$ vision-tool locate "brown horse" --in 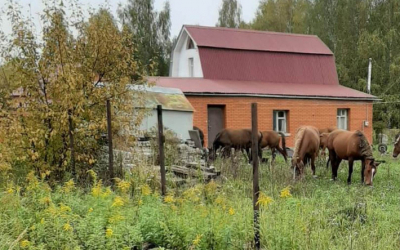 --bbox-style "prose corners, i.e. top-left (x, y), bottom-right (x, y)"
top-left (393, 133), bottom-right (400, 158)
top-left (260, 131), bottom-right (287, 163)
top-left (210, 128), bottom-right (263, 162)
top-left (327, 130), bottom-right (380, 185)
top-left (292, 126), bottom-right (320, 178)
top-left (318, 126), bottom-right (337, 135)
